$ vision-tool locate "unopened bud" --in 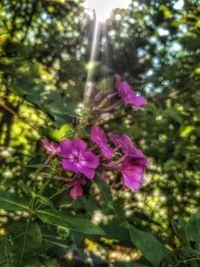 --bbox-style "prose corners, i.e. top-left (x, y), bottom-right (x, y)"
top-left (100, 113), bottom-right (110, 121)
top-left (95, 91), bottom-right (104, 101)
top-left (92, 106), bottom-right (100, 112)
